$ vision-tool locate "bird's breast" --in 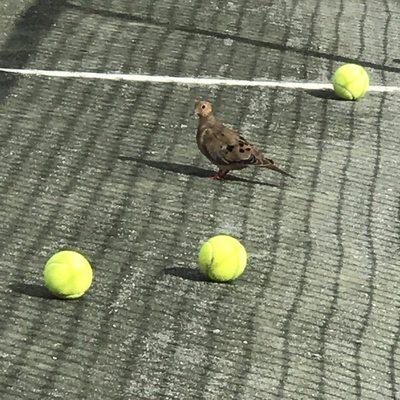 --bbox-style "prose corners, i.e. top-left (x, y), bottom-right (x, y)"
top-left (196, 127), bottom-right (208, 151)
top-left (196, 127), bottom-right (216, 163)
